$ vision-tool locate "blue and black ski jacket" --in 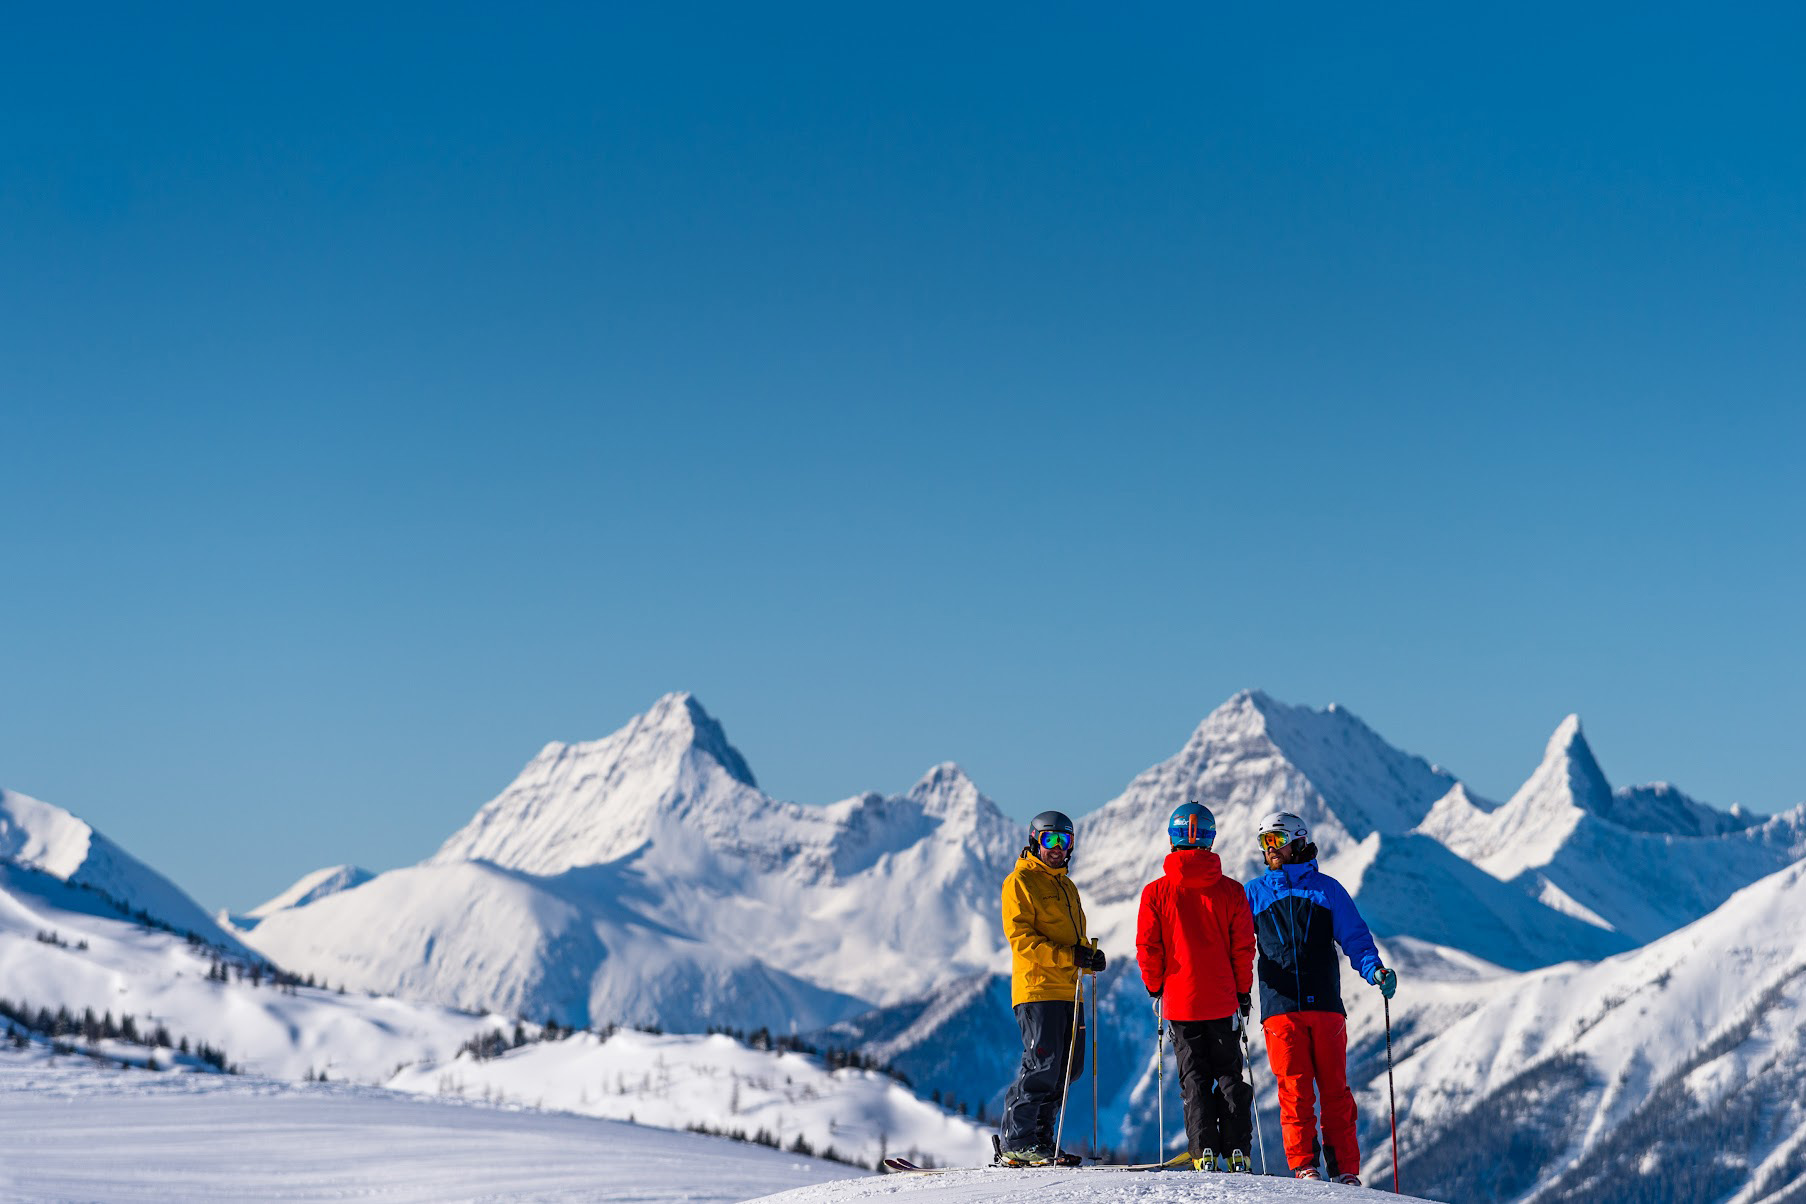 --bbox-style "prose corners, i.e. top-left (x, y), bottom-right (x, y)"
top-left (1244, 861), bottom-right (1382, 1019)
